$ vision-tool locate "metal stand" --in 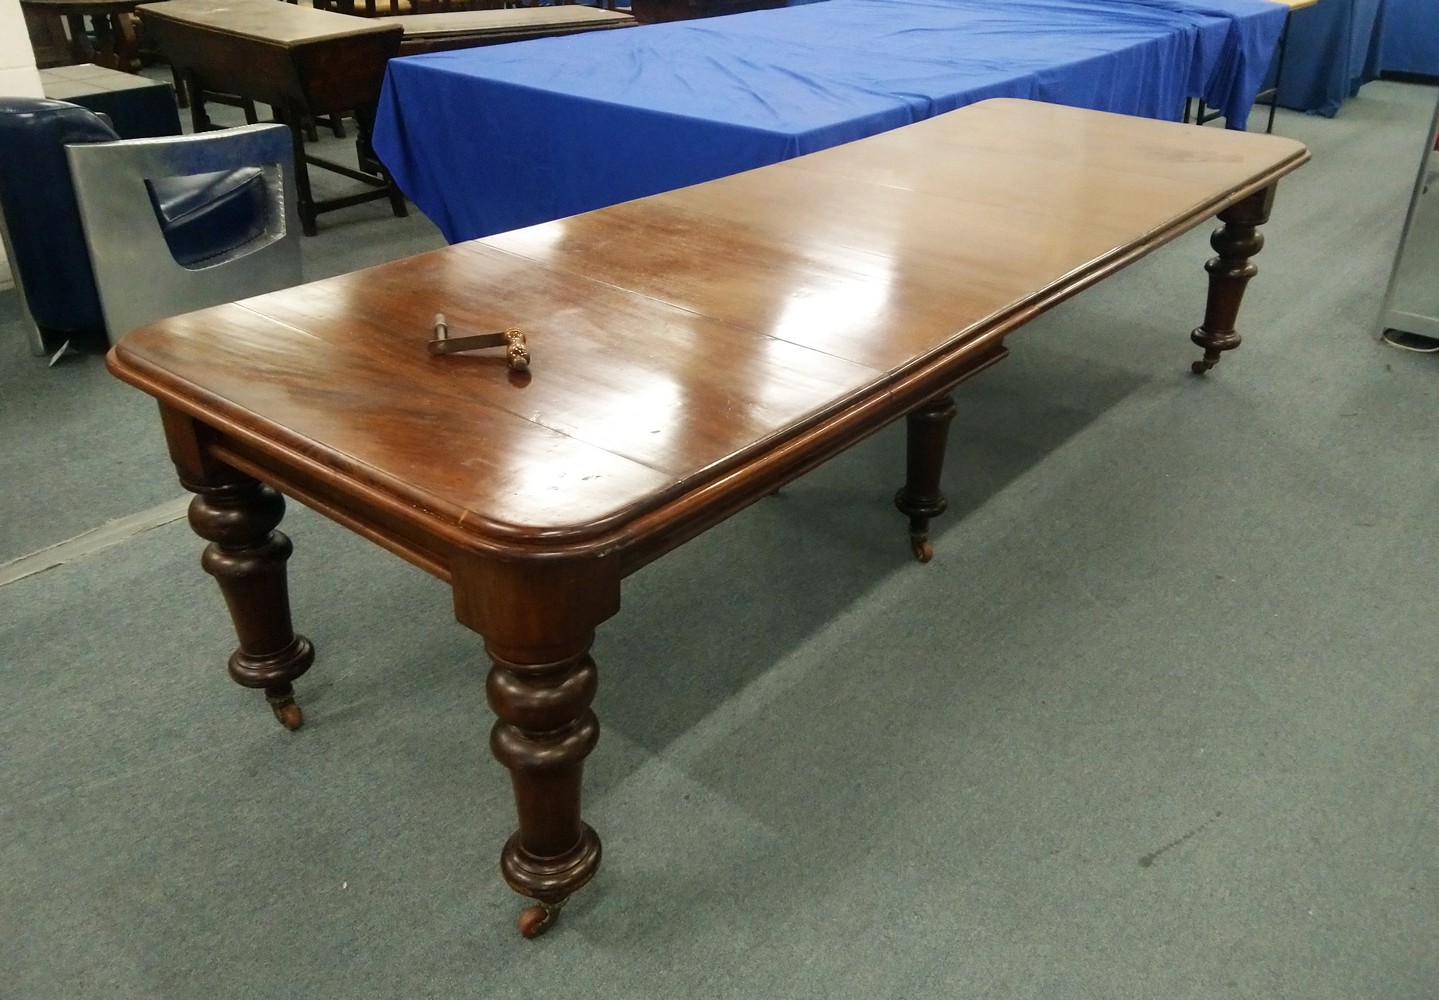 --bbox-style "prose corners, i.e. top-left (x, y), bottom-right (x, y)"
top-left (1375, 90), bottom-right (1439, 342)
